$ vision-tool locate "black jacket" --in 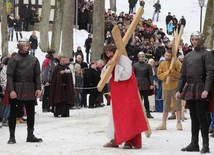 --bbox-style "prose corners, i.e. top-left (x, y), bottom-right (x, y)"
top-left (83, 67), bottom-right (100, 93)
top-left (14, 19), bottom-right (22, 31)
top-left (165, 15), bottom-right (173, 25)
top-left (29, 35), bottom-right (38, 49)
top-left (153, 3), bottom-right (161, 12)
top-left (180, 18), bottom-right (186, 27)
